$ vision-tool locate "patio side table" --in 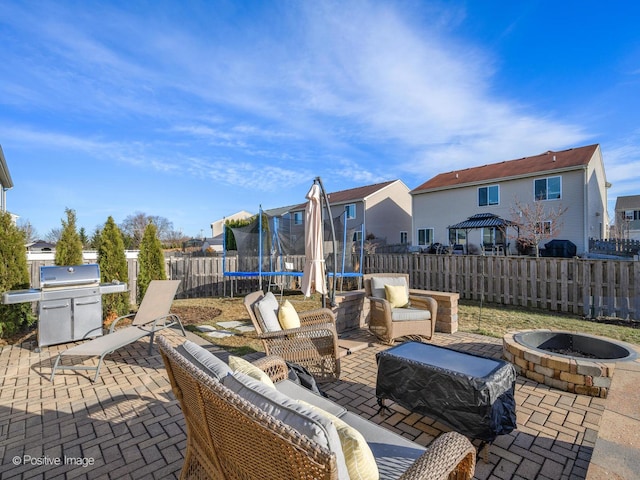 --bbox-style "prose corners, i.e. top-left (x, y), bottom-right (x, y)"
top-left (376, 341), bottom-right (517, 445)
